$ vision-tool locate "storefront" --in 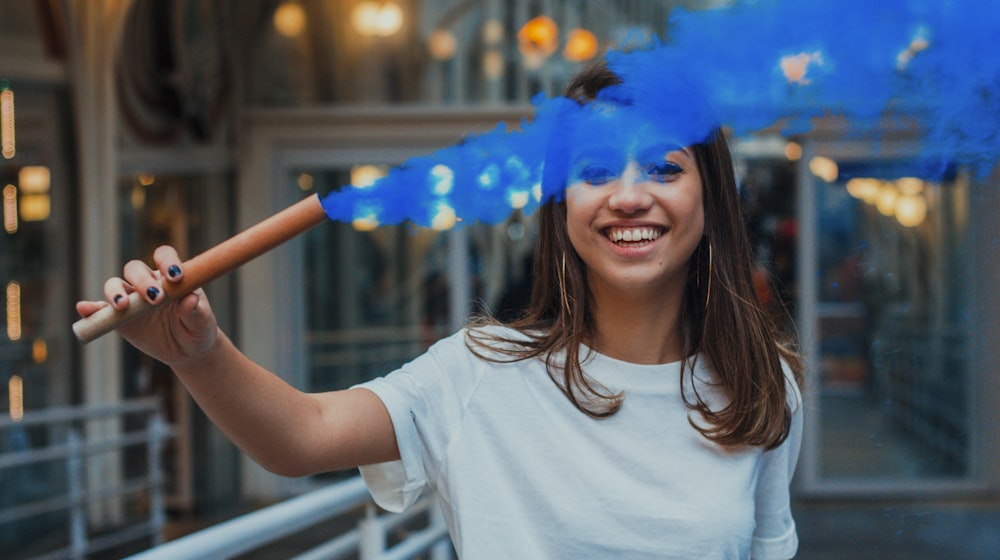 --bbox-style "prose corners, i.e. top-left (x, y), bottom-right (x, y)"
top-left (0, 0), bottom-right (997, 555)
